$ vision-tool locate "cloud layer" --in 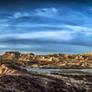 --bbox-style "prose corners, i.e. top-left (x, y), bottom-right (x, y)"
top-left (0, 2), bottom-right (92, 54)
